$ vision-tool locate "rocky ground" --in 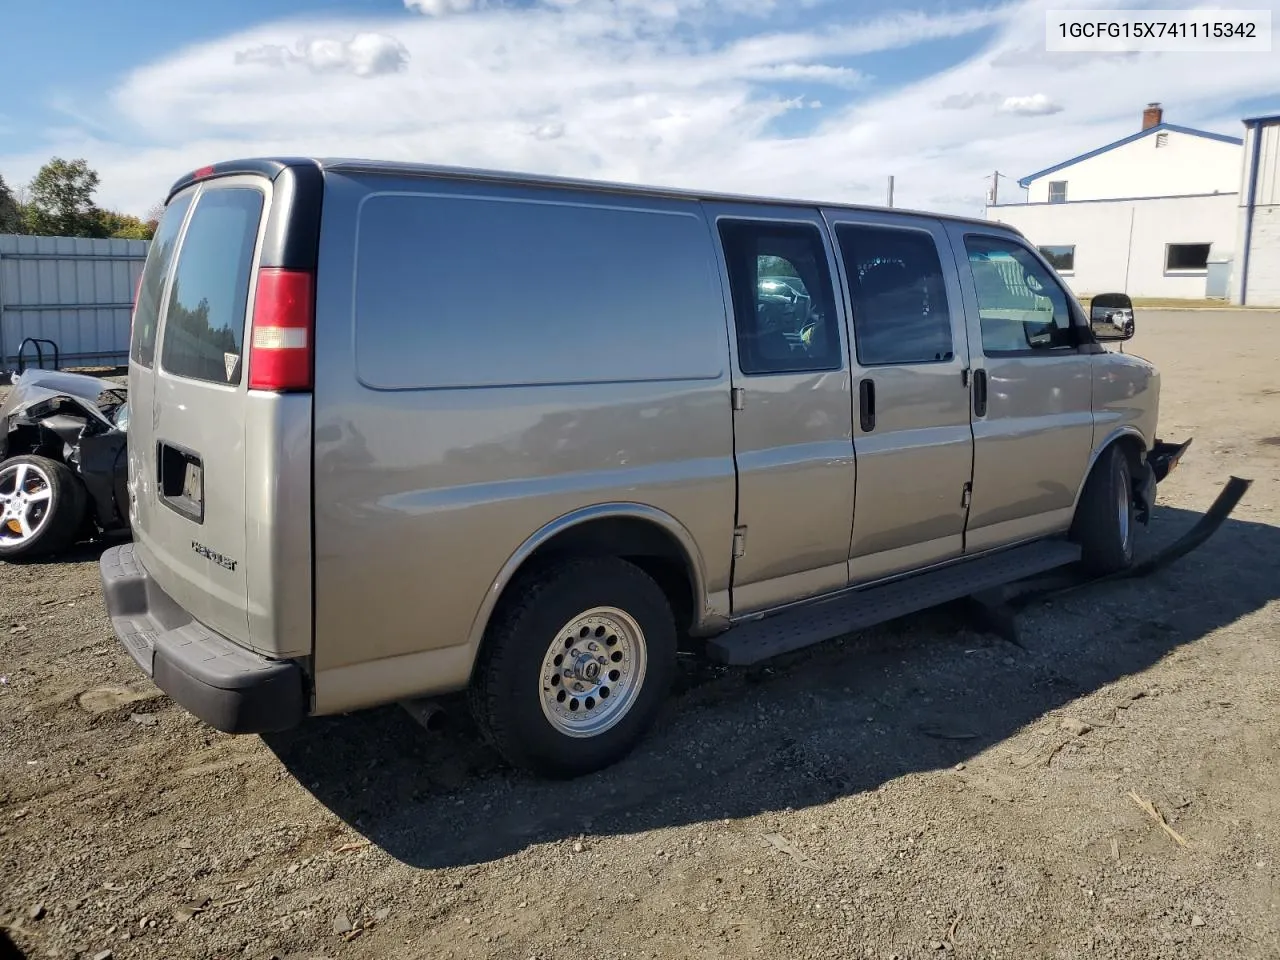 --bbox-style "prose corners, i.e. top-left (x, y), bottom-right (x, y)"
top-left (2, 312), bottom-right (1278, 960)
